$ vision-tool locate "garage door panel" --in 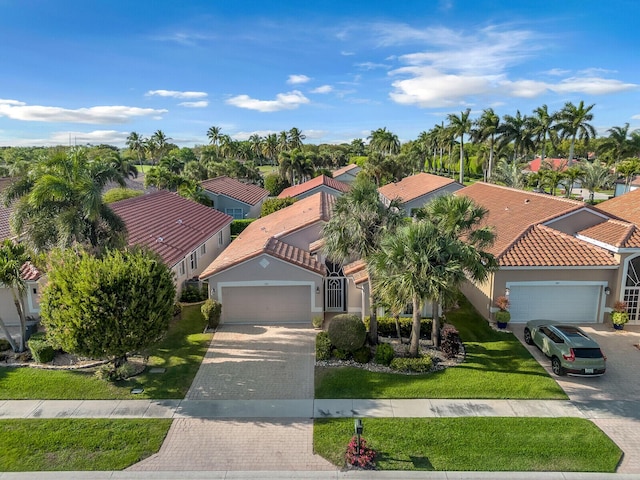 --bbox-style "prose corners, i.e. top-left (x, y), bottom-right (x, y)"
top-left (222, 285), bottom-right (311, 324)
top-left (509, 284), bottom-right (600, 323)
